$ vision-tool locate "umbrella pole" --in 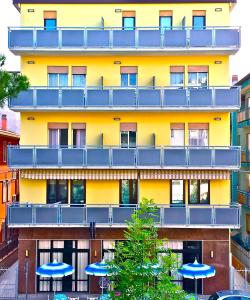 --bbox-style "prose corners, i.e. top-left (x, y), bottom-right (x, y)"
top-left (195, 278), bottom-right (198, 300)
